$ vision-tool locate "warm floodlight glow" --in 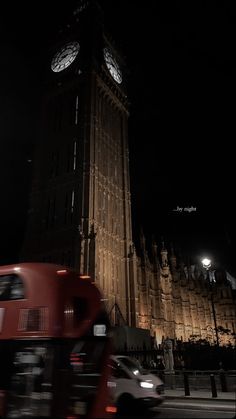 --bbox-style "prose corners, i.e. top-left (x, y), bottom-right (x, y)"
top-left (79, 275), bottom-right (91, 280)
top-left (56, 269), bottom-right (68, 275)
